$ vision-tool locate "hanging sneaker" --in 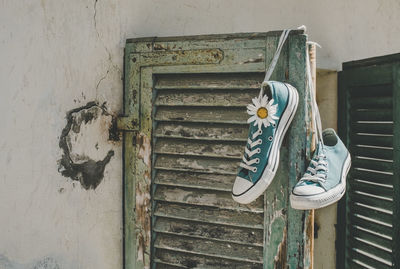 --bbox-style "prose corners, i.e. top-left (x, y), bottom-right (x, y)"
top-left (290, 128), bottom-right (351, 210)
top-left (232, 81), bottom-right (299, 204)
